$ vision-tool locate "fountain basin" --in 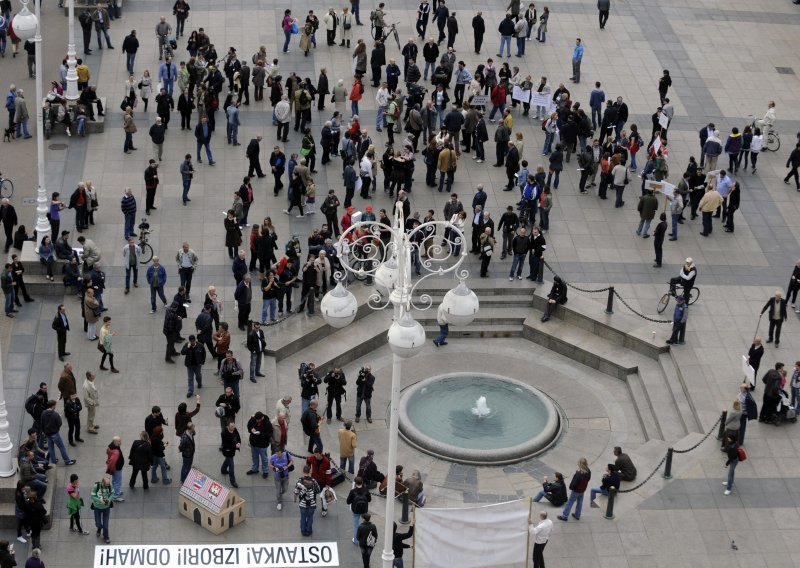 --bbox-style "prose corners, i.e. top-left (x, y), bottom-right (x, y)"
top-left (398, 373), bottom-right (561, 465)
